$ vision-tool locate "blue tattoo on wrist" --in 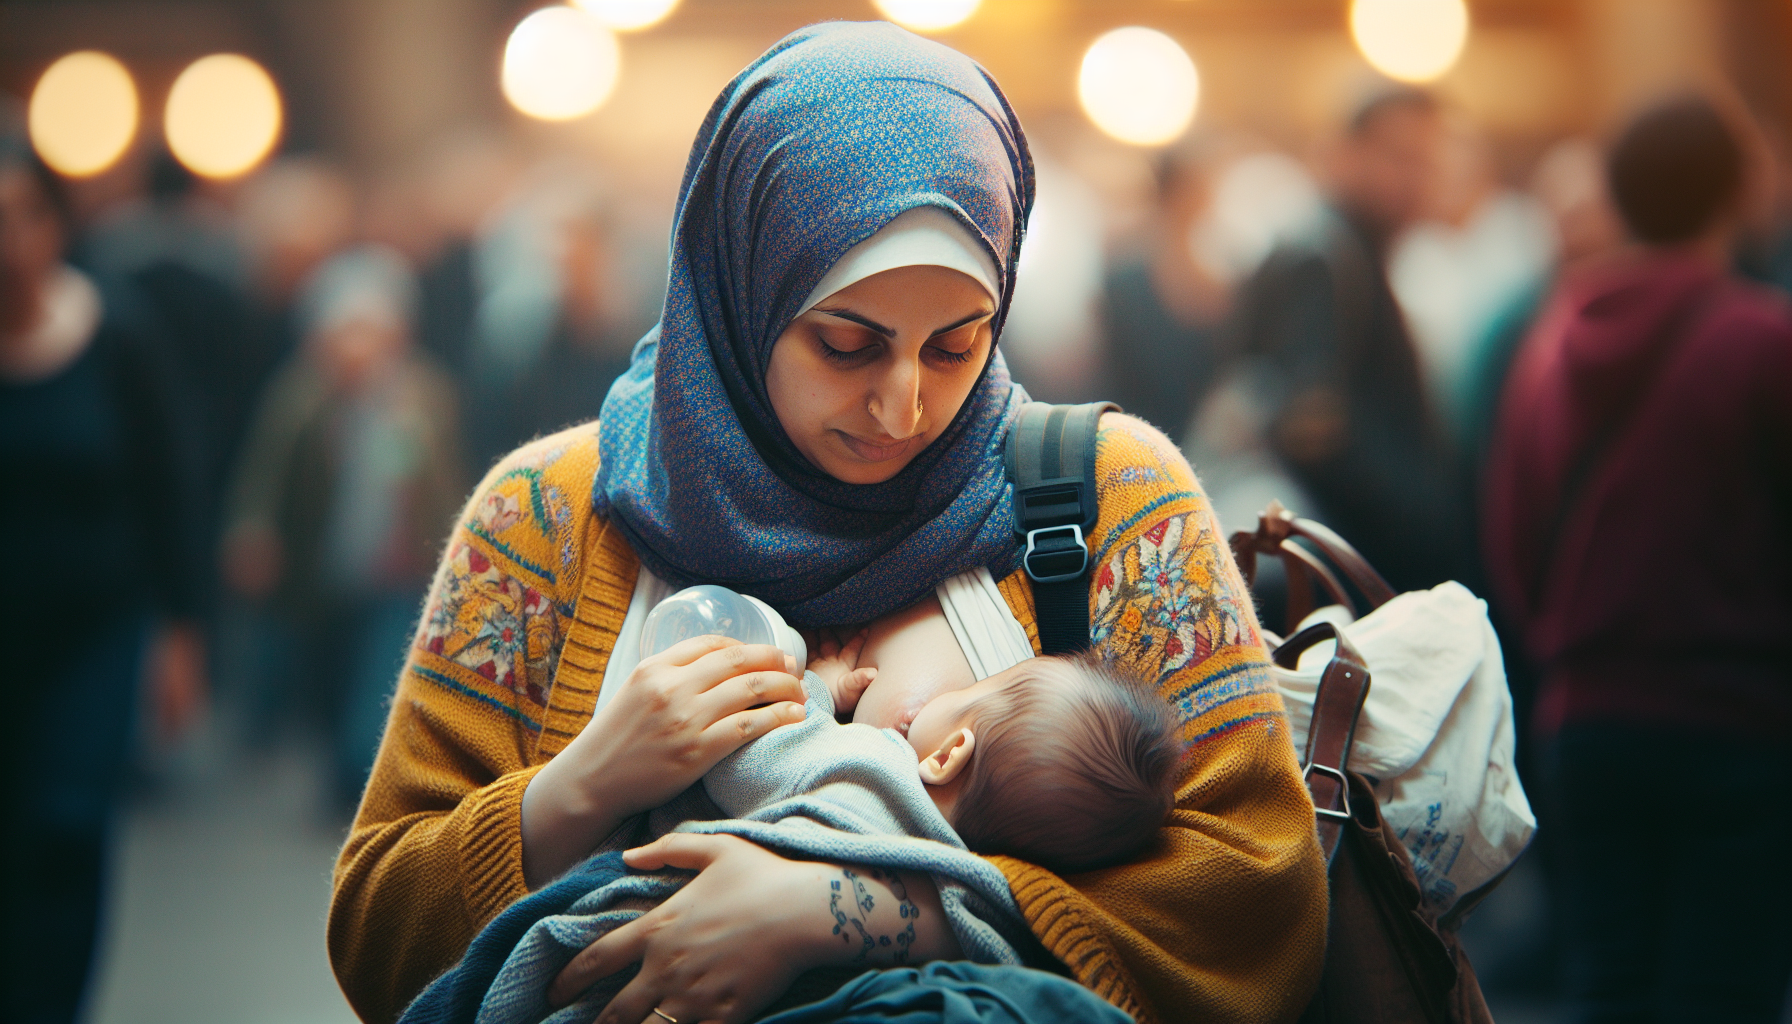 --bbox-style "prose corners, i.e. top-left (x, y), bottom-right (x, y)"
top-left (828, 867), bottom-right (919, 963)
